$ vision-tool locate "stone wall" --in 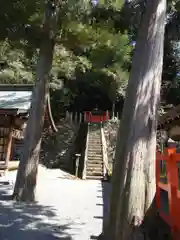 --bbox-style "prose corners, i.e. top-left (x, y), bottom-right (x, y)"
top-left (103, 119), bottom-right (119, 170)
top-left (40, 119), bottom-right (79, 172)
